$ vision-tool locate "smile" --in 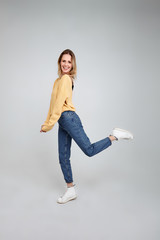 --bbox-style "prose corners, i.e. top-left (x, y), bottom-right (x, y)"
top-left (63, 67), bottom-right (70, 70)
